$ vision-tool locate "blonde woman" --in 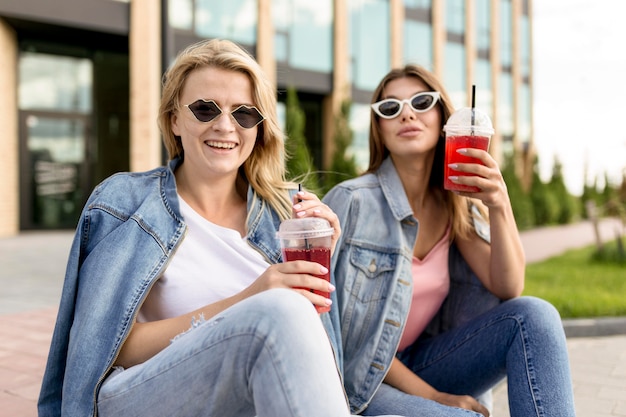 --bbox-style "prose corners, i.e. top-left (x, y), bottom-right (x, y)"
top-left (39, 39), bottom-right (351, 417)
